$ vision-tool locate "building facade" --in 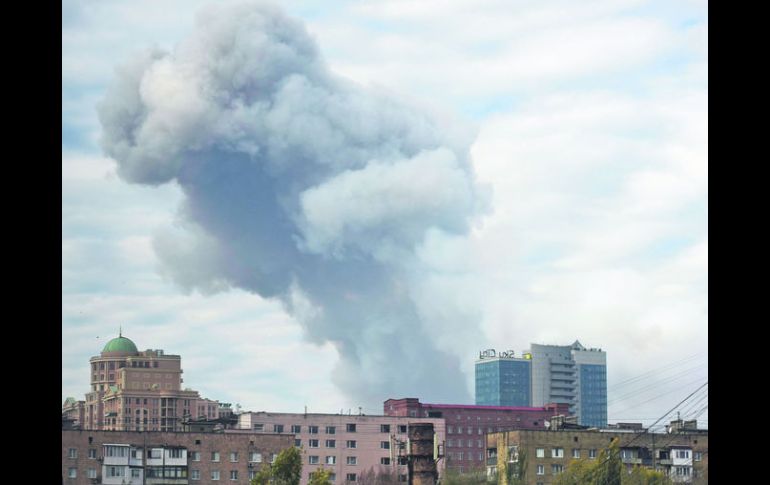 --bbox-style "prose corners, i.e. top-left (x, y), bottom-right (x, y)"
top-left (236, 411), bottom-right (446, 485)
top-left (486, 425), bottom-right (708, 485)
top-left (475, 349), bottom-right (531, 407)
top-left (69, 332), bottom-right (222, 432)
top-left (384, 398), bottom-right (569, 473)
top-left (62, 429), bottom-right (293, 485)
top-left (528, 341), bottom-right (607, 428)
